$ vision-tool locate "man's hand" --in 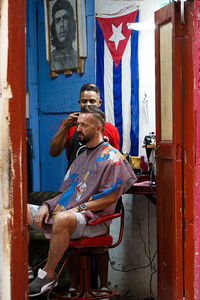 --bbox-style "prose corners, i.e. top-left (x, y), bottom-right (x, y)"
top-left (62, 112), bottom-right (79, 129)
top-left (64, 207), bottom-right (79, 214)
top-left (49, 112), bottom-right (79, 157)
top-left (34, 205), bottom-right (49, 229)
